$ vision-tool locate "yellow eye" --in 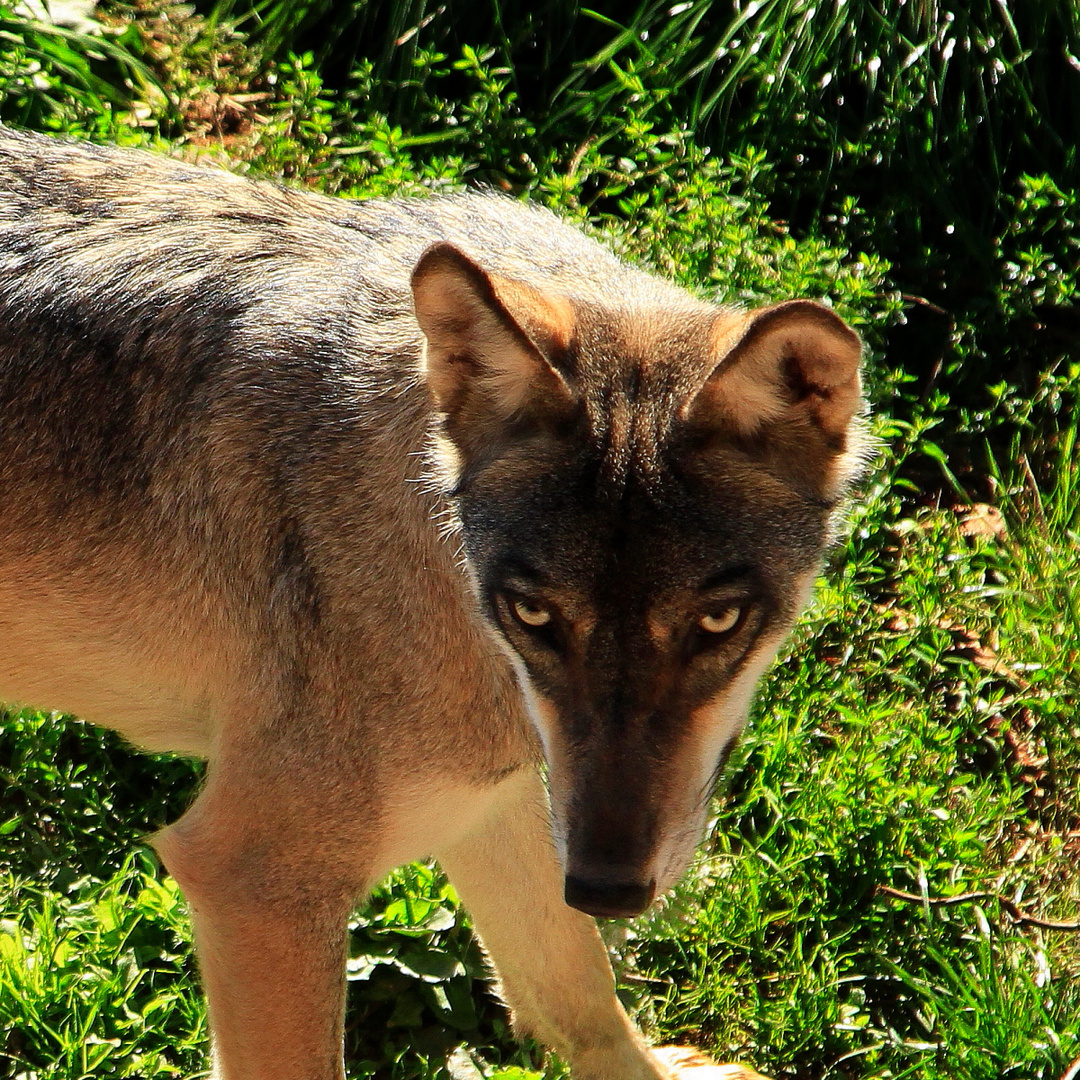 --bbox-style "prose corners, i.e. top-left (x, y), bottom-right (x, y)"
top-left (700, 607), bottom-right (741, 635)
top-left (512, 597), bottom-right (552, 627)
